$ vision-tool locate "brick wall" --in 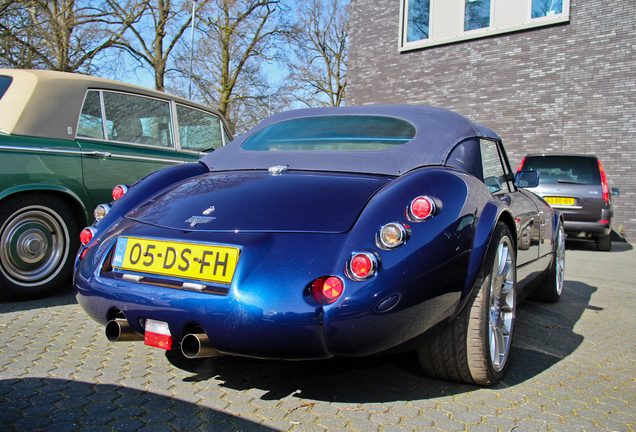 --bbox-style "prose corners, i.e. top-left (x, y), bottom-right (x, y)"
top-left (349, 0), bottom-right (636, 240)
